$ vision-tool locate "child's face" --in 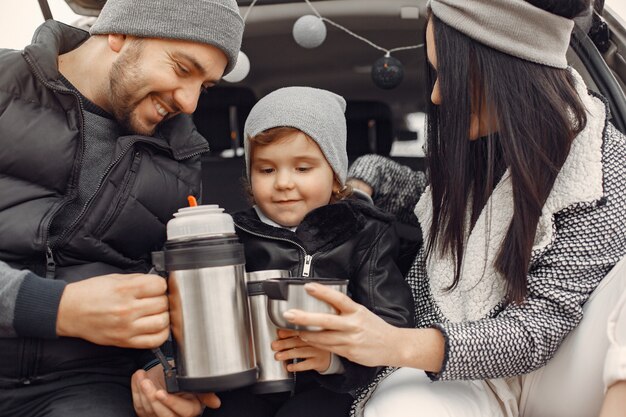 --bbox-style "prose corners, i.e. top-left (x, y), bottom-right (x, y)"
top-left (250, 131), bottom-right (336, 227)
